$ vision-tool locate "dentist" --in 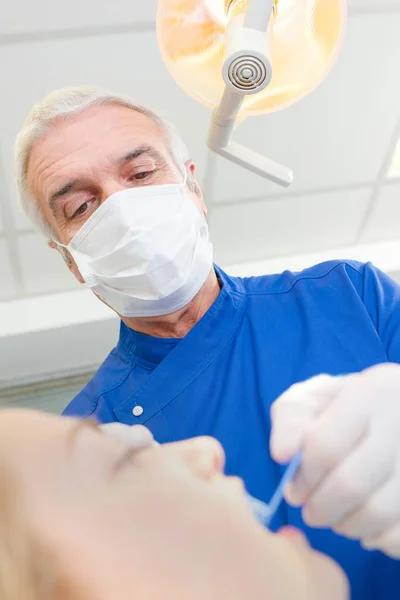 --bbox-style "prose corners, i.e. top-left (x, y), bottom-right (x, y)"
top-left (15, 85), bottom-right (400, 599)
